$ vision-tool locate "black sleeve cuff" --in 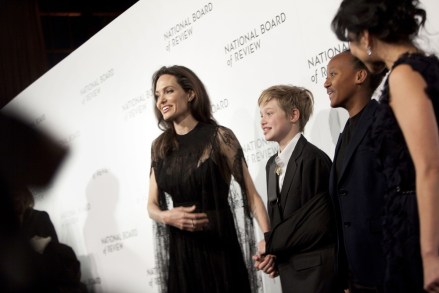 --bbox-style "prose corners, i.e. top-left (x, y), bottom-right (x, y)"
top-left (263, 231), bottom-right (271, 254)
